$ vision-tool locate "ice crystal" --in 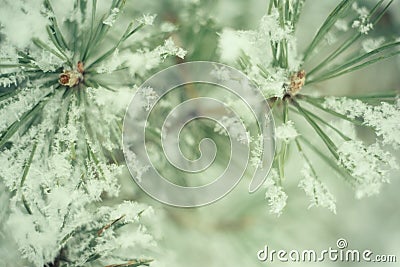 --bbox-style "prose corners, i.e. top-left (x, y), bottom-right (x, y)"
top-left (351, 3), bottom-right (373, 34)
top-left (362, 37), bottom-right (386, 53)
top-left (125, 39), bottom-right (187, 76)
top-left (214, 116), bottom-right (249, 144)
top-left (338, 141), bottom-right (398, 199)
top-left (138, 14), bottom-right (157, 26)
top-left (139, 86), bottom-right (159, 111)
top-left (259, 11), bottom-right (293, 43)
top-left (264, 169), bottom-right (288, 217)
top-left (32, 50), bottom-right (64, 72)
top-left (299, 165), bottom-right (337, 214)
top-left (96, 49), bottom-right (122, 74)
top-left (159, 38), bottom-right (188, 59)
top-left (125, 150), bottom-right (150, 183)
top-left (210, 66), bottom-right (231, 81)
top-left (103, 8), bottom-right (120, 26)
top-left (249, 134), bottom-right (264, 168)
top-left (334, 19), bottom-right (349, 32)
top-left (218, 3), bottom-right (301, 99)
top-left (161, 21), bottom-right (178, 33)
top-left (323, 97), bottom-right (400, 148)
top-left (275, 120), bottom-right (299, 142)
